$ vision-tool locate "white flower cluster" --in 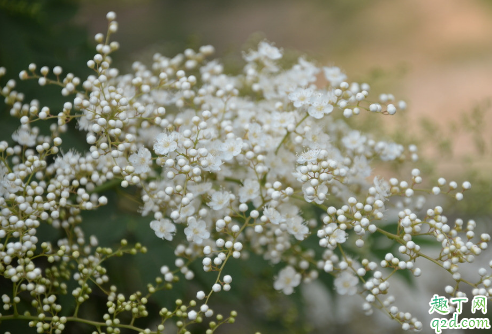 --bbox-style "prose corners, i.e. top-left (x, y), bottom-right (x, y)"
top-left (0, 11), bottom-right (490, 333)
